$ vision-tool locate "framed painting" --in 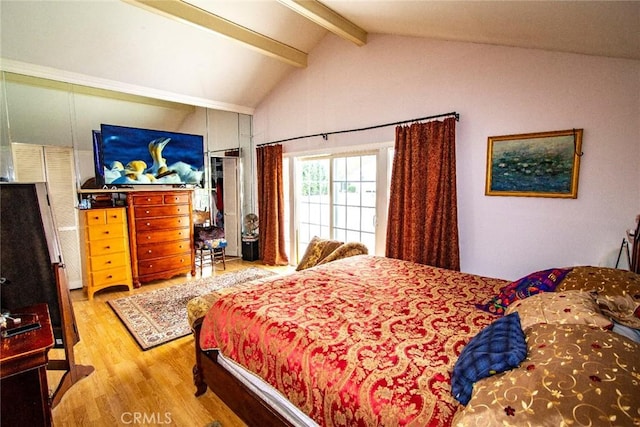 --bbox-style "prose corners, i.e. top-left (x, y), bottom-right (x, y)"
top-left (485, 129), bottom-right (583, 198)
